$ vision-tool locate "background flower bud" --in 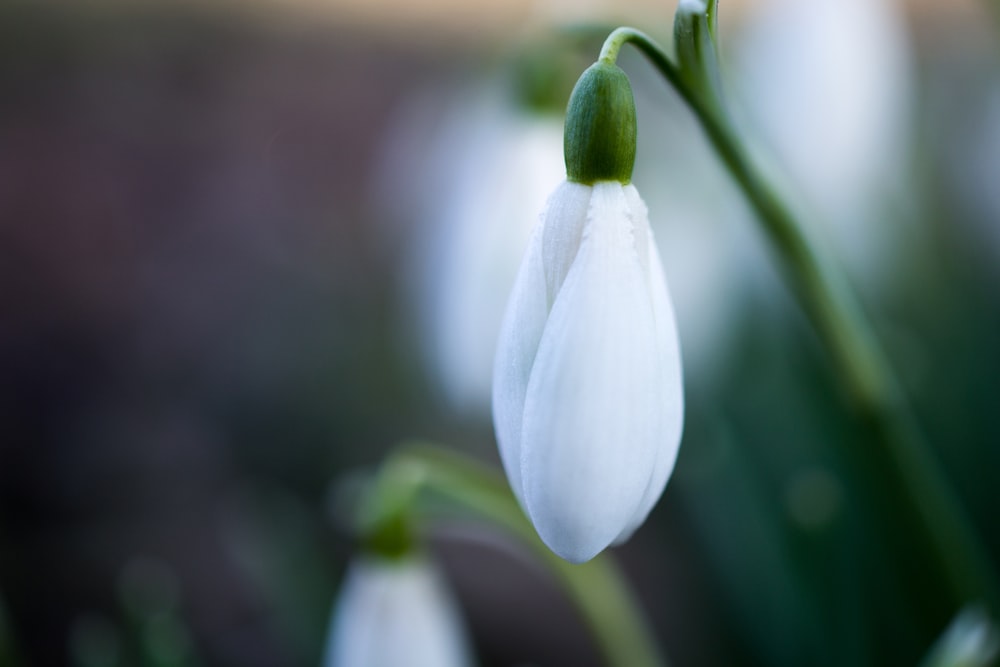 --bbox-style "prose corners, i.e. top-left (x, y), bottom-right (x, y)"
top-left (322, 555), bottom-right (475, 667)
